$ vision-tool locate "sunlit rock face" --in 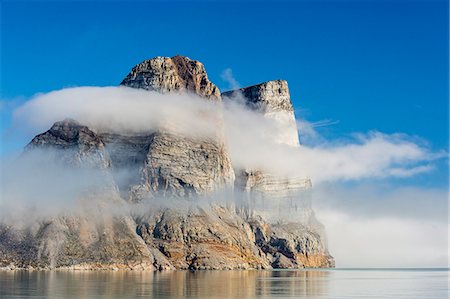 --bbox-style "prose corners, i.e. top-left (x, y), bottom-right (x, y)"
top-left (120, 55), bottom-right (235, 199)
top-left (121, 55), bottom-right (221, 101)
top-left (0, 55), bottom-right (333, 270)
top-left (223, 80), bottom-right (299, 146)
